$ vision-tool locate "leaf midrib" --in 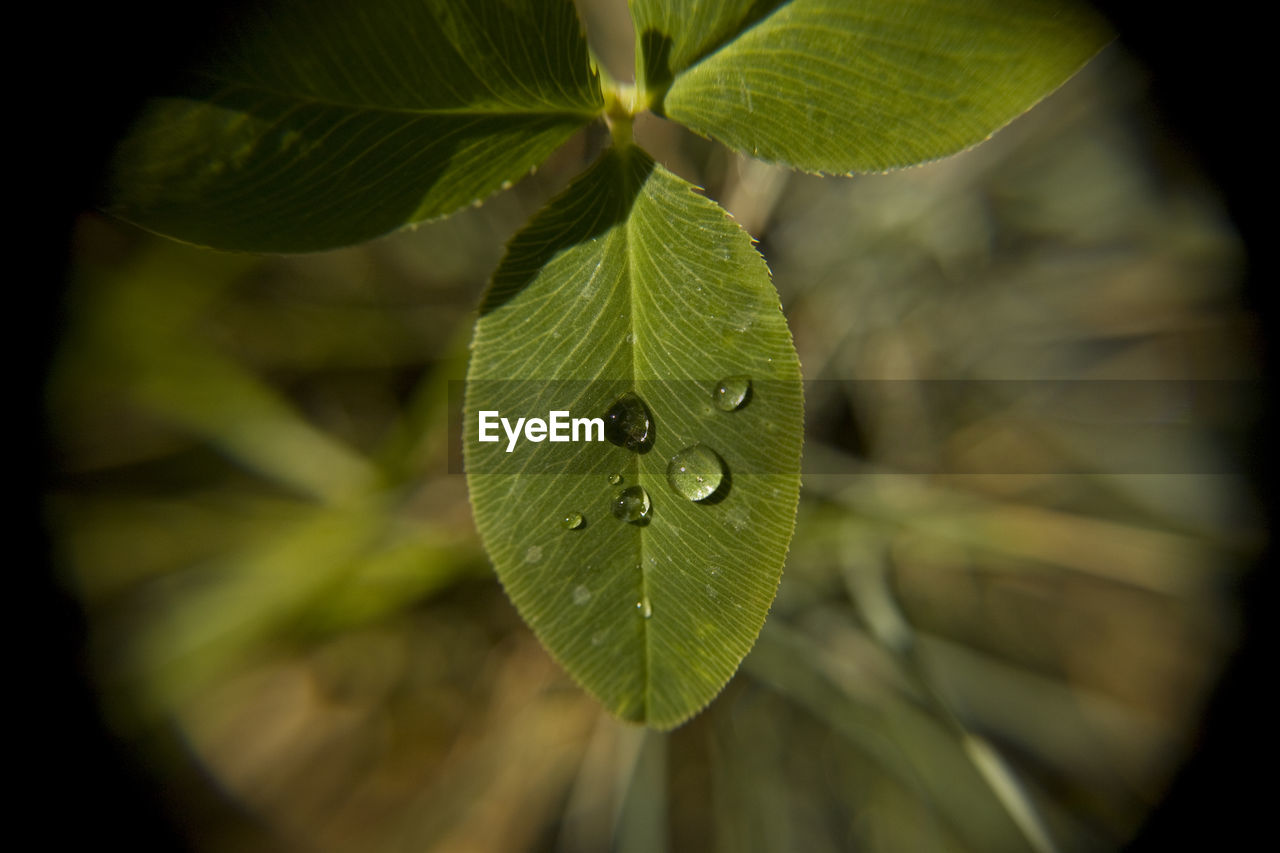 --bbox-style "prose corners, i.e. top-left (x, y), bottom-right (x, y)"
top-left (197, 71), bottom-right (602, 119)
top-left (619, 146), bottom-right (653, 721)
